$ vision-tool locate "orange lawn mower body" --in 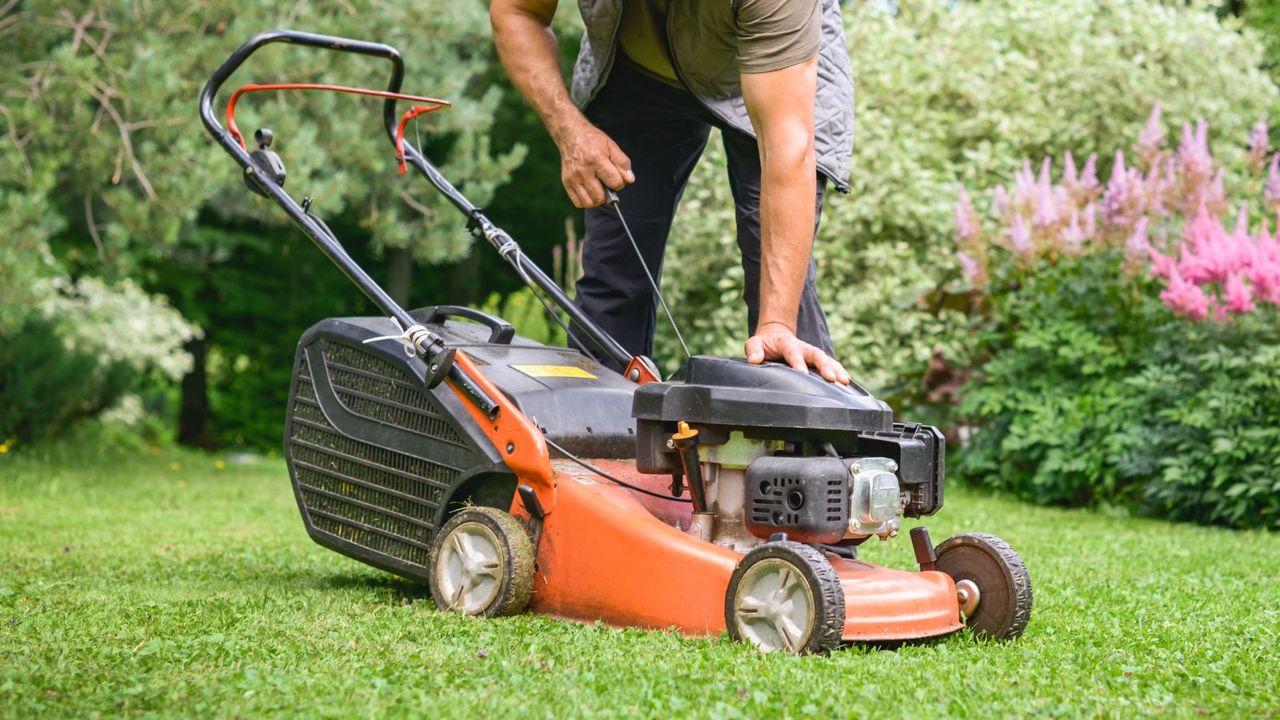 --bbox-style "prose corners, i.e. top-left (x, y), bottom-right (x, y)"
top-left (201, 30), bottom-right (1031, 653)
